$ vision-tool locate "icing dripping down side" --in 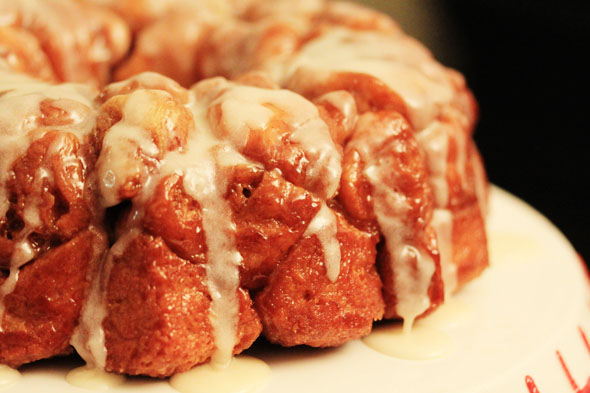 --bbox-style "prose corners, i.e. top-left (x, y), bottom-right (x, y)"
top-left (182, 157), bottom-right (242, 368)
top-left (430, 209), bottom-right (455, 295)
top-left (210, 81), bottom-right (342, 199)
top-left (184, 84), bottom-right (249, 367)
top-left (284, 28), bottom-right (455, 131)
top-left (0, 270), bottom-right (19, 333)
top-left (71, 229), bottom-right (138, 370)
top-left (303, 203), bottom-right (341, 282)
top-left (96, 90), bottom-right (162, 207)
top-left (350, 120), bottom-right (436, 328)
top-left (71, 74), bottom-right (345, 371)
top-left (415, 121), bottom-right (450, 208)
top-left (0, 70), bottom-right (98, 331)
